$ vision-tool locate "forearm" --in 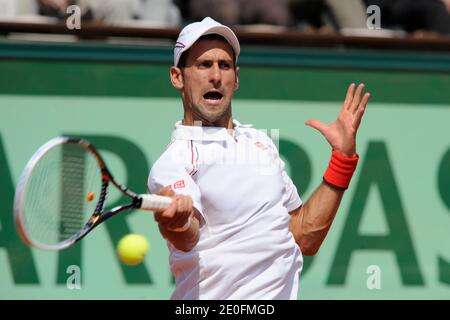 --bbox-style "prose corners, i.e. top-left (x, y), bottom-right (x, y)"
top-left (289, 182), bottom-right (344, 255)
top-left (159, 213), bottom-right (201, 252)
top-left (290, 82), bottom-right (368, 255)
